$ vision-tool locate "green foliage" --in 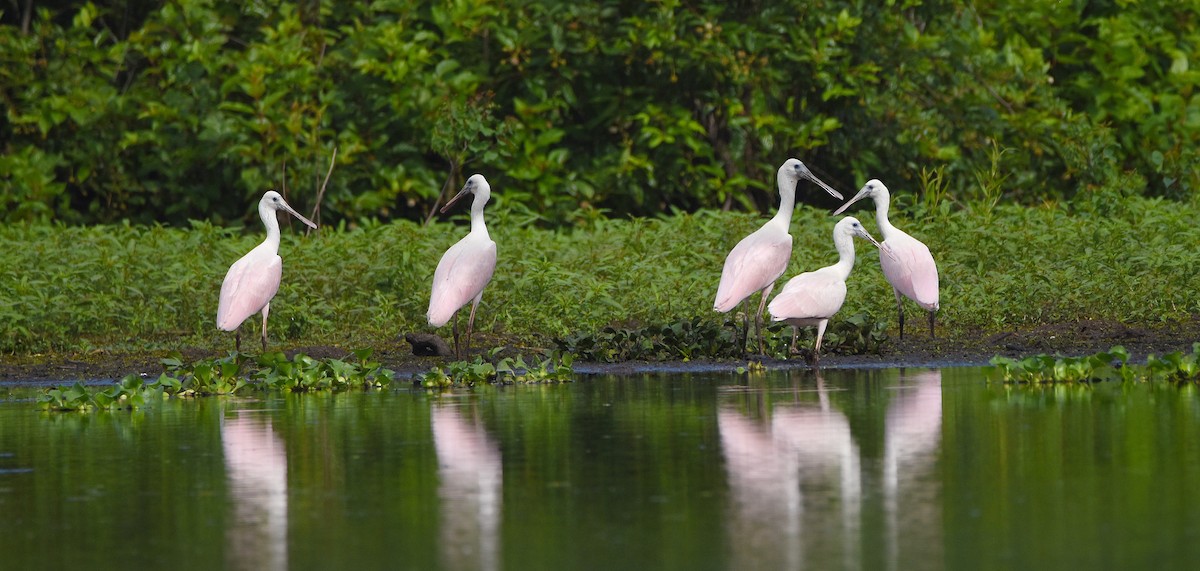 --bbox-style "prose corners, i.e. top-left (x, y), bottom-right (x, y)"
top-left (555, 312), bottom-right (888, 362)
top-left (3, 191), bottom-right (1200, 358)
top-left (415, 351), bottom-right (574, 388)
top-left (37, 348), bottom-right (395, 411)
top-left (988, 346), bottom-right (1134, 384)
top-left (555, 317), bottom-right (740, 362)
top-left (37, 375), bottom-right (166, 411)
top-left (989, 344), bottom-right (1200, 384)
top-left (2, 1), bottom-right (1198, 225)
top-left (1144, 344), bottom-right (1200, 383)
